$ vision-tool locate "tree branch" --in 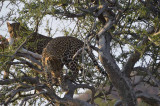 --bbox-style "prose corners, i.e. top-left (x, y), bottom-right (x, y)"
top-left (0, 76), bottom-right (39, 85)
top-left (122, 26), bottom-right (154, 77)
top-left (16, 53), bottom-right (43, 70)
top-left (97, 18), bottom-right (137, 105)
top-left (148, 31), bottom-right (160, 46)
top-left (133, 67), bottom-right (160, 87)
top-left (20, 91), bottom-right (47, 106)
top-left (19, 48), bottom-right (42, 60)
top-left (136, 91), bottom-right (160, 105)
top-left (7, 59), bottom-right (43, 74)
top-left (5, 87), bottom-right (35, 105)
top-left (36, 84), bottom-right (94, 106)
